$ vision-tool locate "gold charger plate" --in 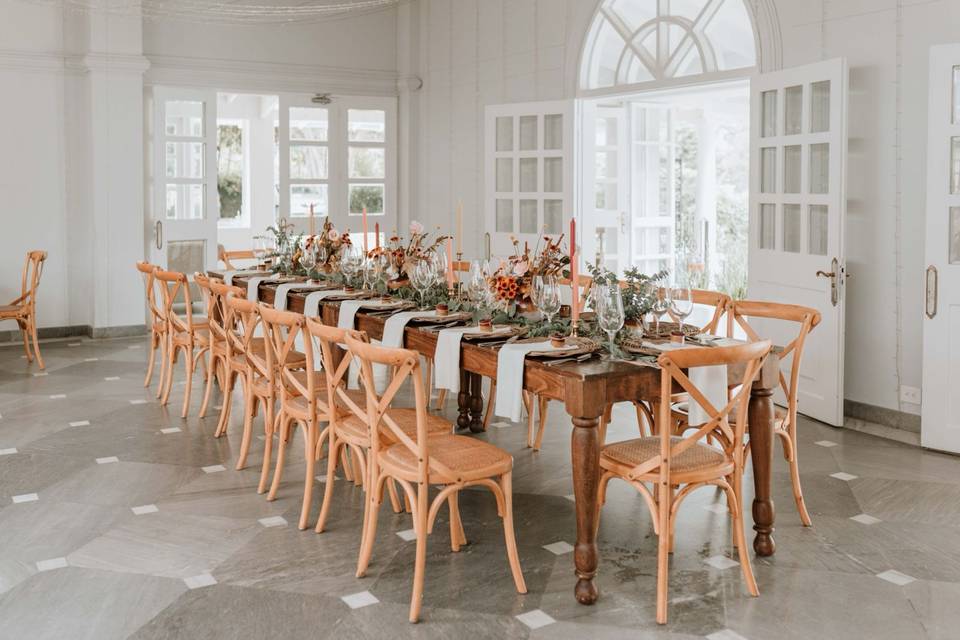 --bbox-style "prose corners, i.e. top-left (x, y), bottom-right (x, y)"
top-left (516, 336), bottom-right (601, 358)
top-left (461, 325), bottom-right (527, 341)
